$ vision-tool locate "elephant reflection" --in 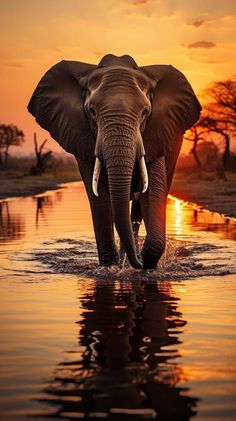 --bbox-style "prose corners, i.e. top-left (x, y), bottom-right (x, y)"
top-left (37, 281), bottom-right (198, 420)
top-left (28, 54), bottom-right (201, 269)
